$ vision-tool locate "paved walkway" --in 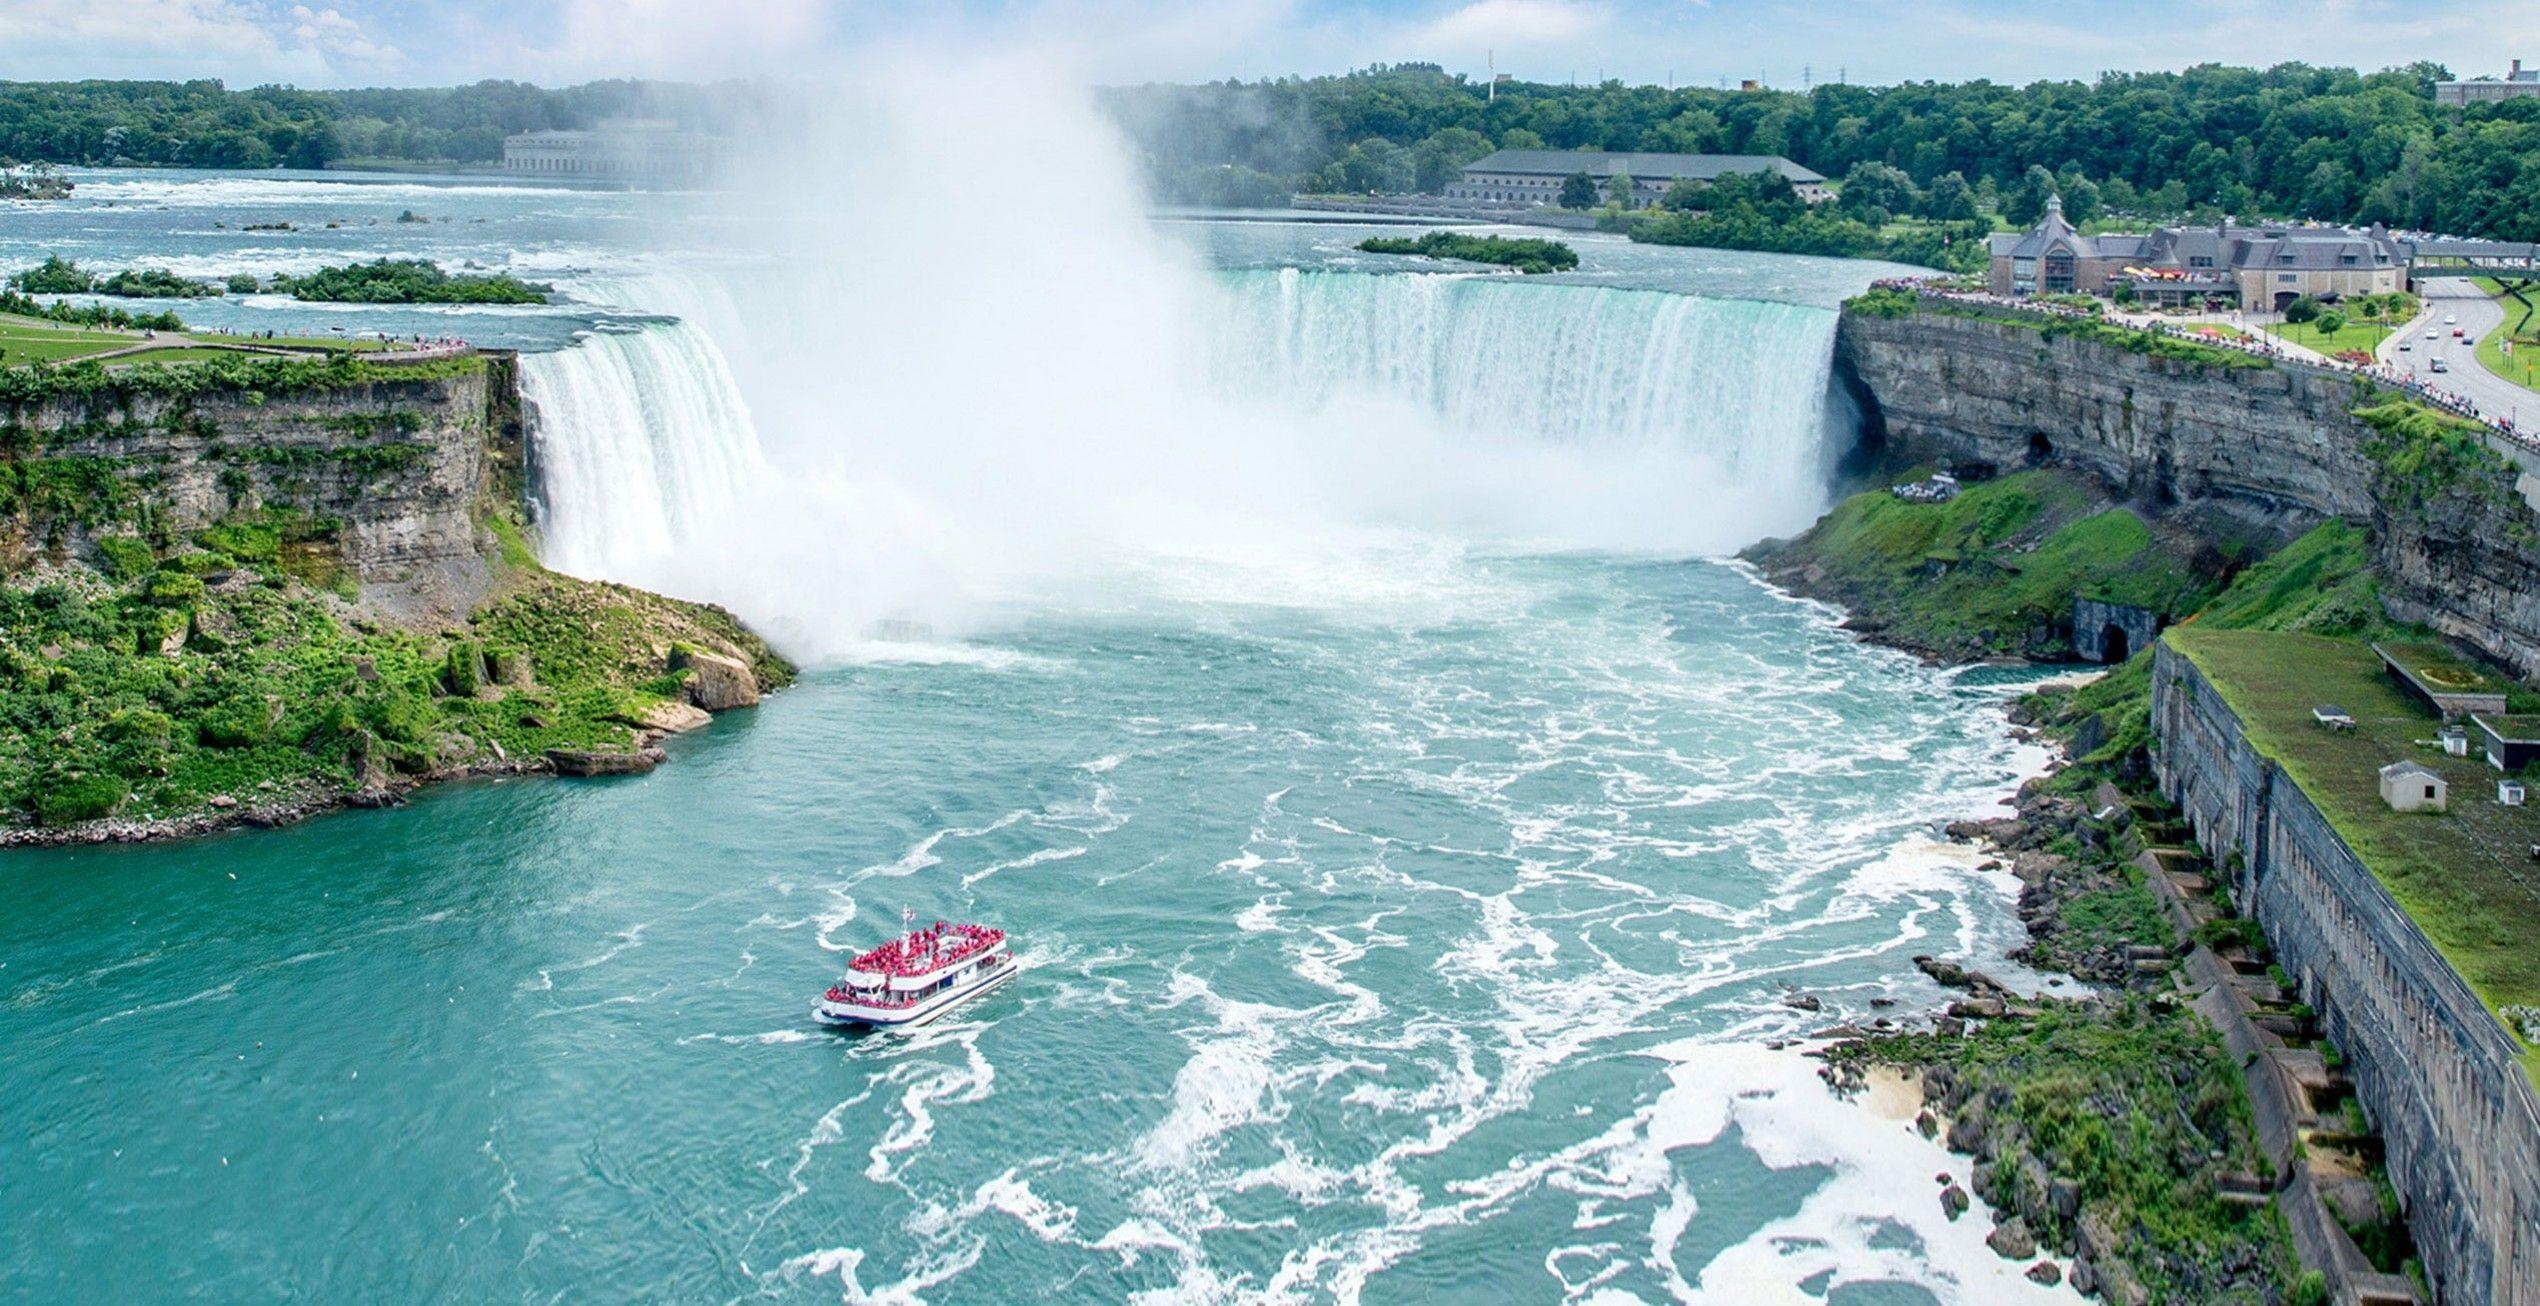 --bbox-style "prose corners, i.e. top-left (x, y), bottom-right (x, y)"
top-left (87, 330), bottom-right (469, 367)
